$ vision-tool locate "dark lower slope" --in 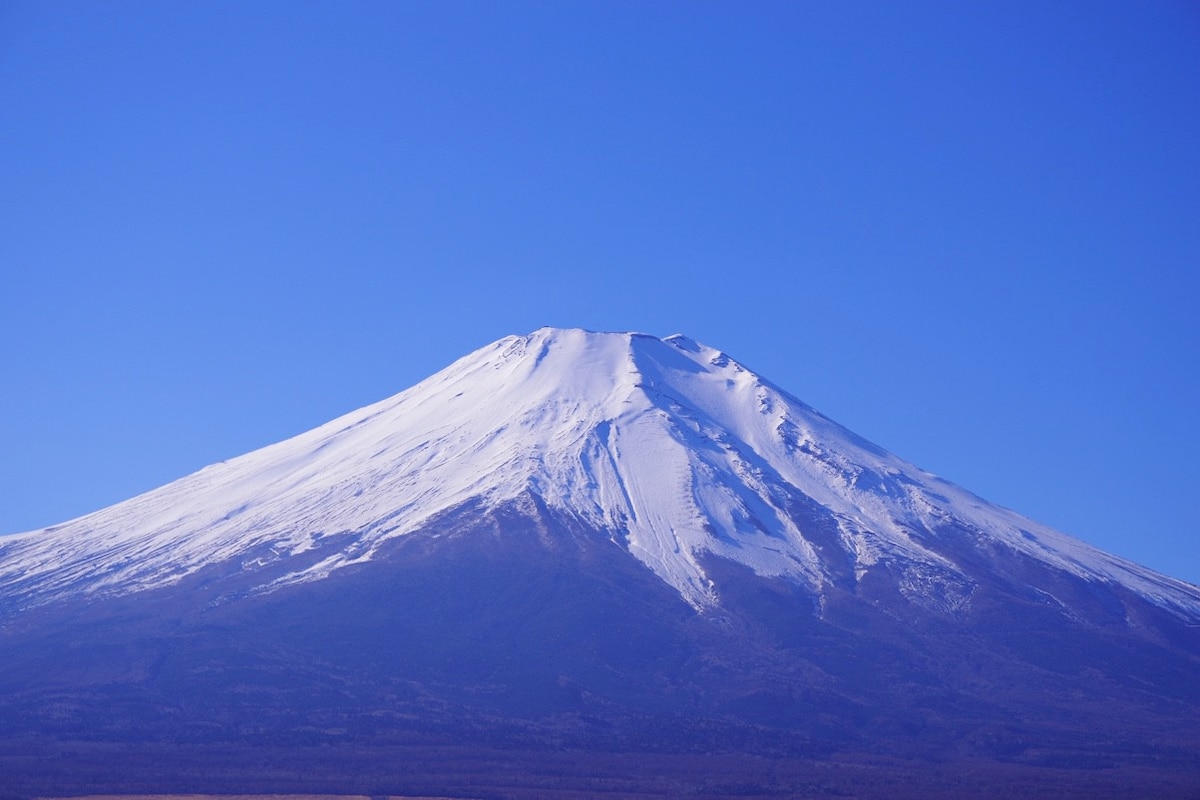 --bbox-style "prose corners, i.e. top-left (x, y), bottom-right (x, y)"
top-left (1, 495), bottom-right (1198, 798)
